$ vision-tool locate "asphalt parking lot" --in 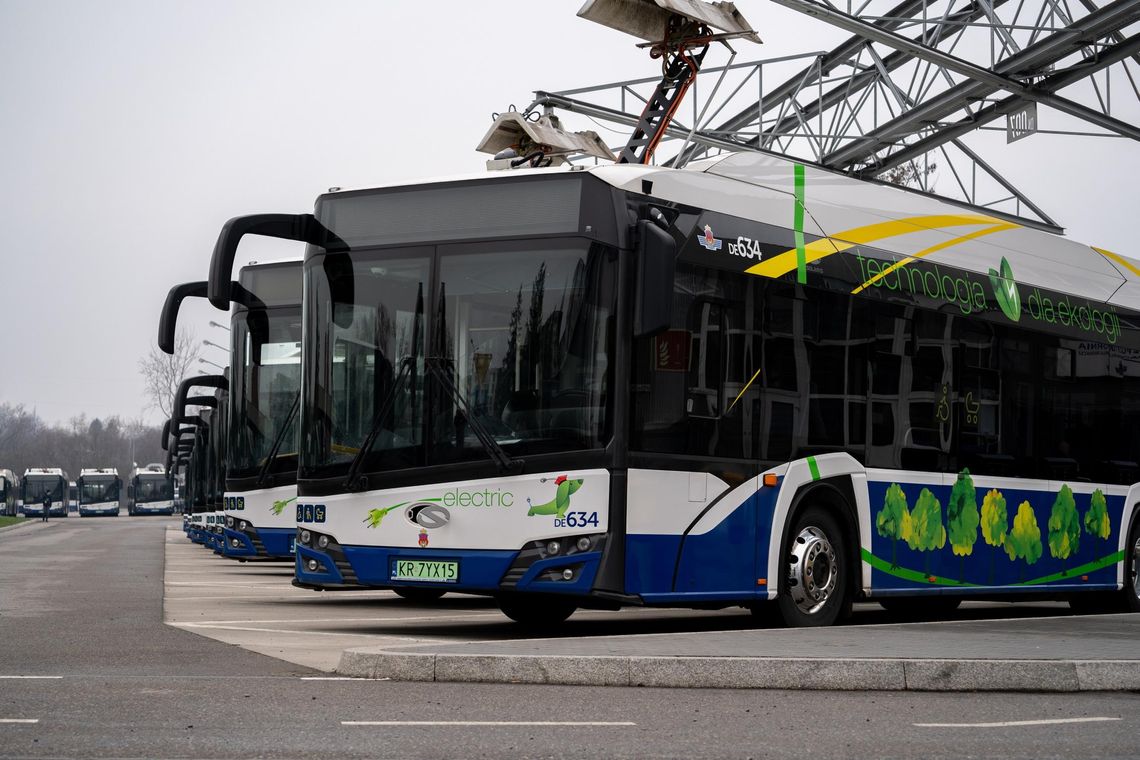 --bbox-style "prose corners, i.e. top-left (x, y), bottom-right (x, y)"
top-left (164, 526), bottom-right (1140, 691)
